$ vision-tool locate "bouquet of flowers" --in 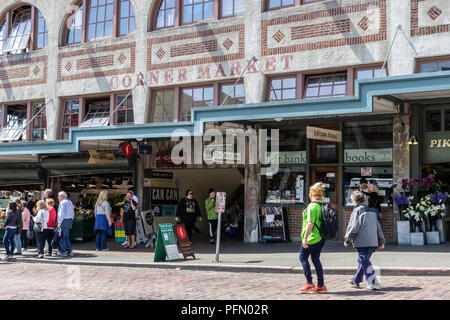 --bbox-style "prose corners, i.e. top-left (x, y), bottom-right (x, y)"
top-left (428, 192), bottom-right (448, 217)
top-left (403, 201), bottom-right (425, 222)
